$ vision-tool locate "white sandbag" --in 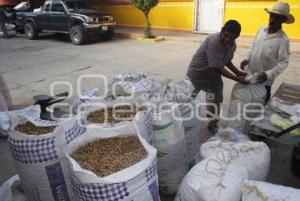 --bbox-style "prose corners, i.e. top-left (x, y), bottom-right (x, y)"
top-left (227, 83), bottom-right (266, 133)
top-left (175, 152), bottom-right (248, 201)
top-left (179, 101), bottom-right (200, 169)
top-left (0, 175), bottom-right (25, 201)
top-left (8, 116), bottom-right (86, 201)
top-left (208, 127), bottom-right (250, 142)
top-left (152, 103), bottom-right (187, 194)
top-left (64, 122), bottom-right (160, 201)
top-left (200, 140), bottom-right (270, 181)
top-left (113, 73), bottom-right (159, 96)
top-left (242, 180), bottom-right (300, 201)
